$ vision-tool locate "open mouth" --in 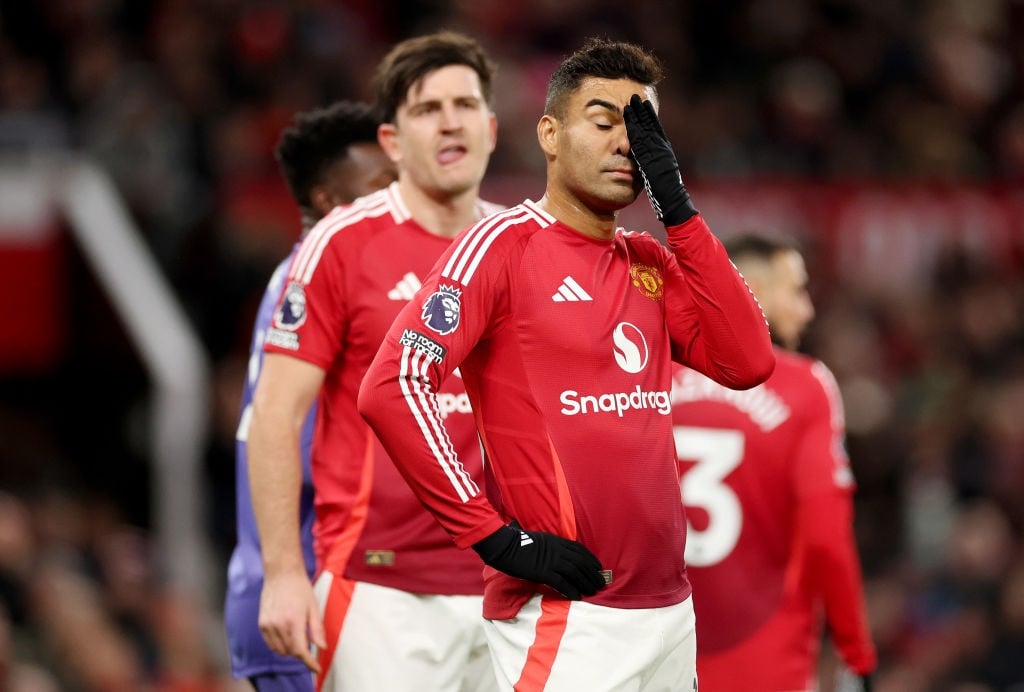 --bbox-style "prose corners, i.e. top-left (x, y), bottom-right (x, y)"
top-left (438, 144), bottom-right (468, 165)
